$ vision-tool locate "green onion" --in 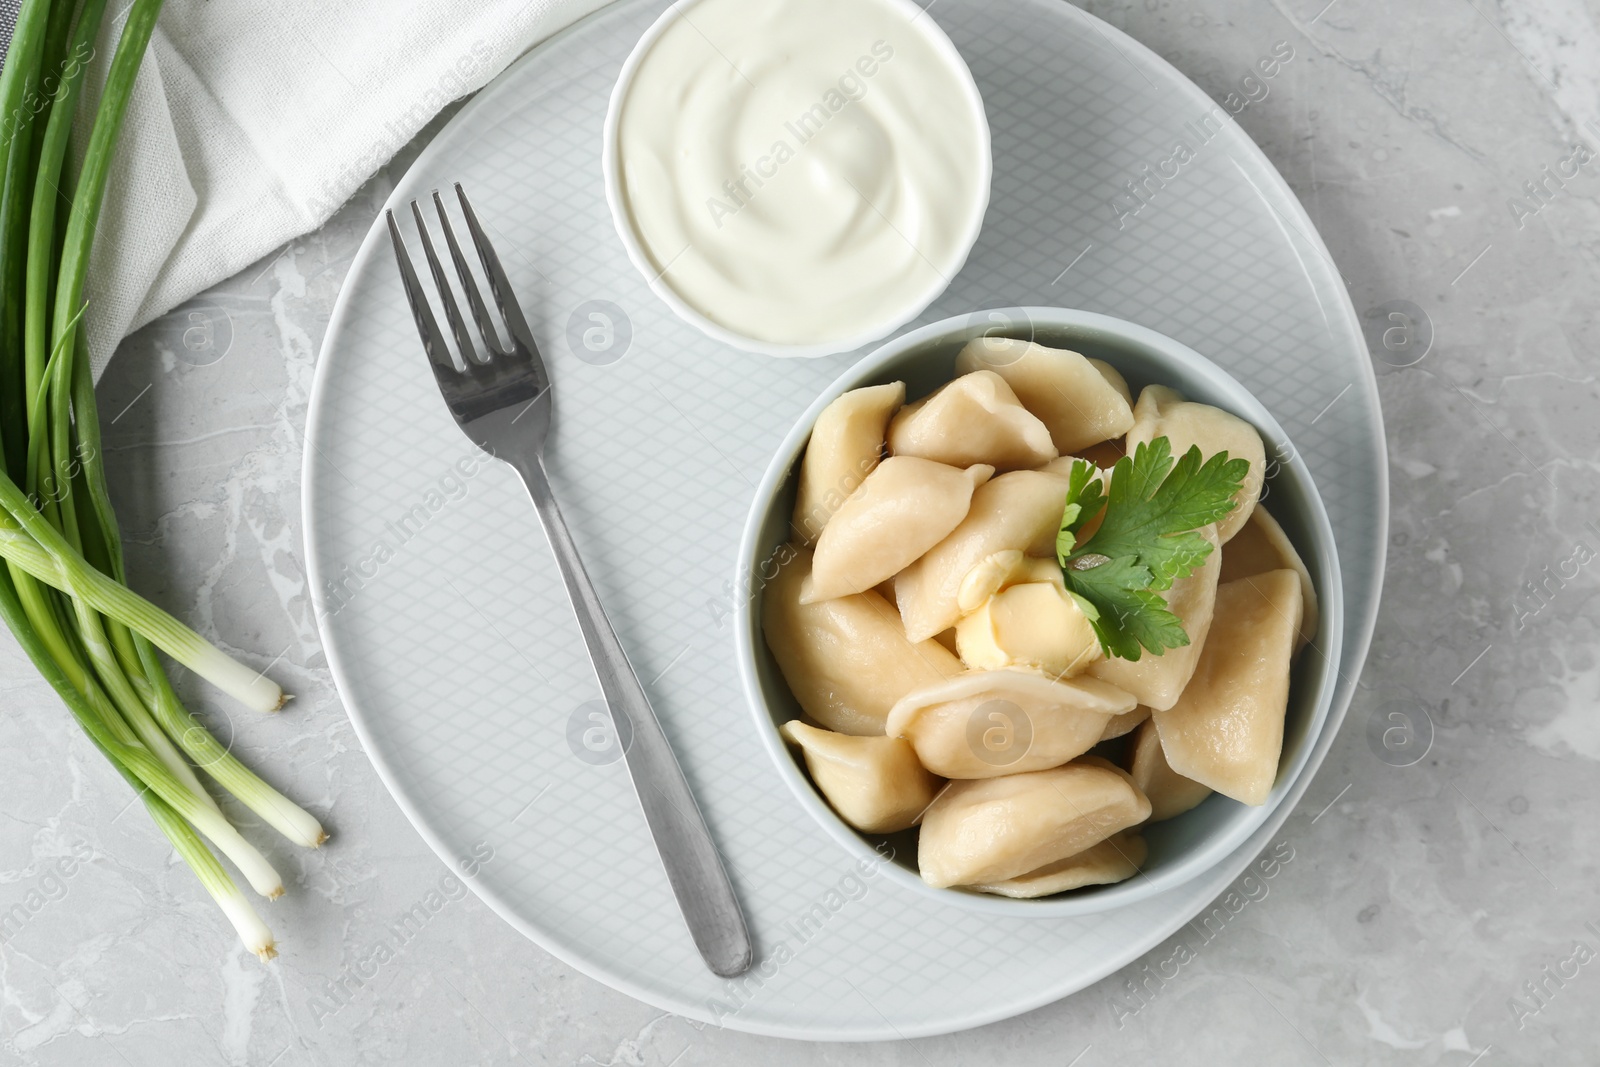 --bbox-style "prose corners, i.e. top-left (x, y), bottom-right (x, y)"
top-left (27, 0), bottom-right (106, 409)
top-left (0, 567), bottom-right (277, 962)
top-left (0, 0), bottom-right (327, 959)
top-left (134, 636), bottom-right (328, 848)
top-left (0, 485), bottom-right (287, 713)
top-left (144, 789), bottom-right (278, 960)
top-left (0, 0), bottom-right (53, 474)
